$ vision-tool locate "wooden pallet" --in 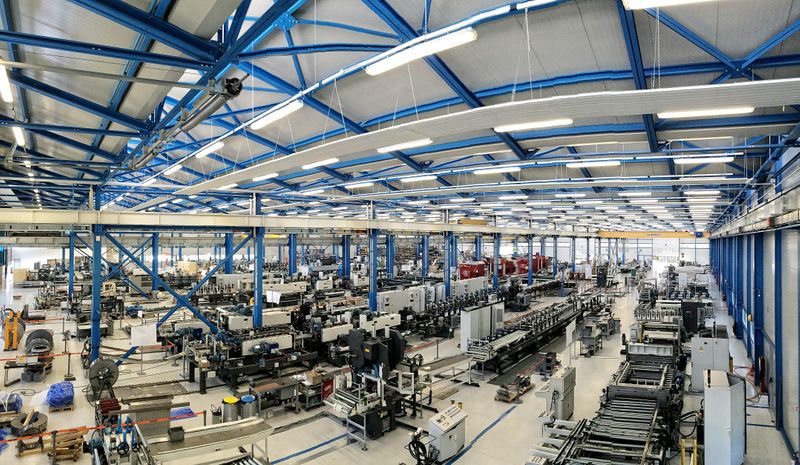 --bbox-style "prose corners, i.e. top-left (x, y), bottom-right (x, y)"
top-left (49, 404), bottom-right (75, 413)
top-left (494, 382), bottom-right (535, 403)
top-left (16, 431), bottom-right (83, 459)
